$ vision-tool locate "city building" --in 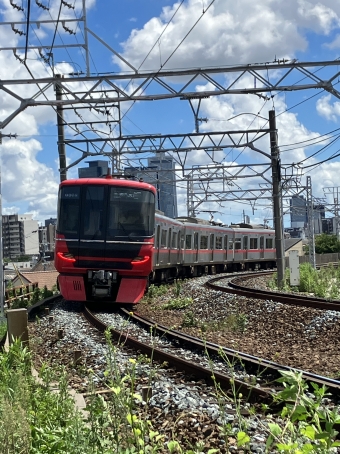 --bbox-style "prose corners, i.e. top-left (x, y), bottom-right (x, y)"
top-left (45, 218), bottom-right (57, 250)
top-left (124, 154), bottom-right (178, 218)
top-left (313, 204), bottom-right (325, 235)
top-left (2, 214), bottom-right (39, 258)
top-left (290, 195), bottom-right (307, 229)
top-left (78, 160), bottom-right (110, 178)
